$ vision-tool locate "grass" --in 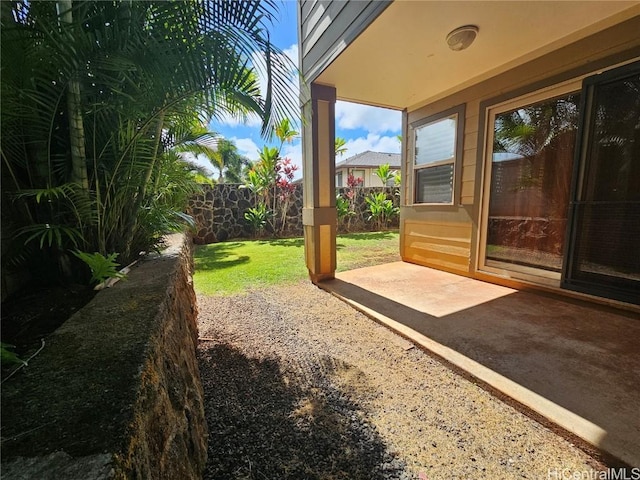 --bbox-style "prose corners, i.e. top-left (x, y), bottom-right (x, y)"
top-left (193, 231), bottom-right (400, 296)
